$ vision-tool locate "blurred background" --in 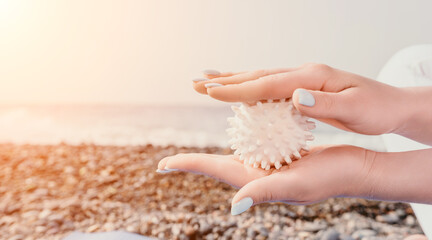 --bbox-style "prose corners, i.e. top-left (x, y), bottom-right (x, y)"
top-left (1, 1), bottom-right (432, 239)
top-left (1, 0), bottom-right (431, 147)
